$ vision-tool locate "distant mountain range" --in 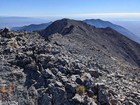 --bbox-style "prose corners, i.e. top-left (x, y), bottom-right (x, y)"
top-left (11, 19), bottom-right (140, 43)
top-left (12, 22), bottom-right (52, 31)
top-left (83, 19), bottom-right (140, 43)
top-left (0, 16), bottom-right (49, 29)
